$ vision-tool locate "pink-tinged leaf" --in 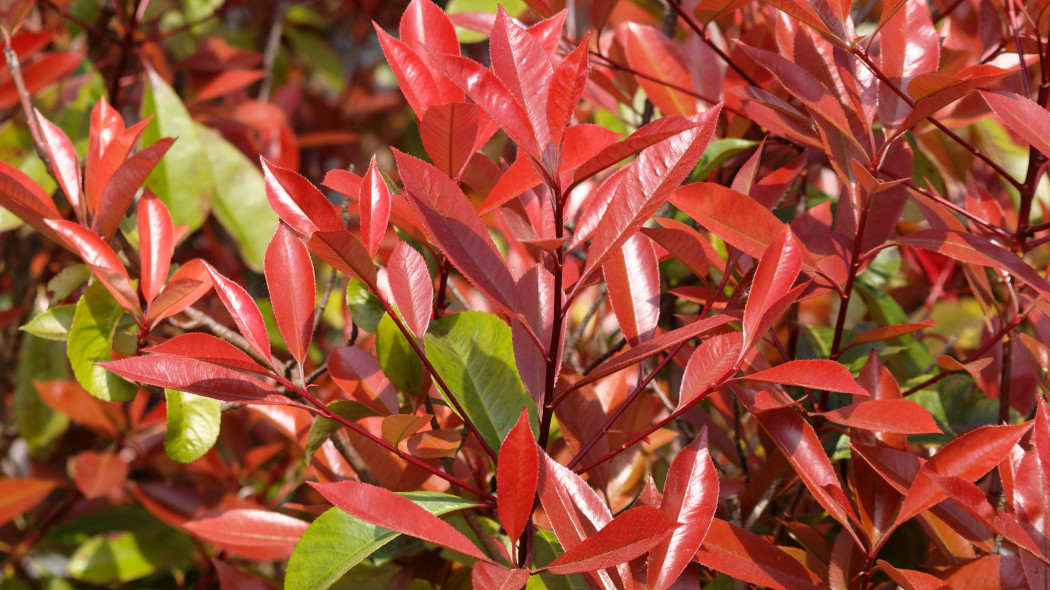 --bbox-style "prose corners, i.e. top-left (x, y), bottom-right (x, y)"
top-left (877, 560), bottom-right (949, 590)
top-left (321, 169), bottom-right (362, 199)
top-left (742, 226), bottom-right (801, 349)
top-left (648, 429), bottom-right (718, 590)
top-left (137, 191), bottom-right (174, 304)
top-left (846, 319), bottom-right (935, 348)
top-left (69, 450), bottom-right (127, 500)
top-left (265, 223), bottom-right (316, 366)
top-left (307, 229), bottom-right (378, 289)
top-left (641, 223), bottom-right (709, 280)
top-left (942, 555), bottom-right (1028, 589)
top-left (0, 159), bottom-right (61, 241)
top-left (0, 478), bottom-right (58, 527)
top-left (213, 559), bottom-right (278, 590)
top-left (261, 156), bottom-right (344, 238)
top-left (817, 400), bottom-right (941, 434)
top-left (677, 332), bottom-right (743, 411)
top-left (512, 265), bottom-right (557, 404)
top-left (45, 219), bottom-right (139, 313)
top-left (876, 0), bottom-right (938, 130)
top-left (143, 333), bottom-right (267, 374)
top-left (358, 156), bottom-right (391, 258)
top-left (420, 102), bottom-right (480, 179)
top-left (374, 26), bottom-right (457, 119)
top-left (896, 65), bottom-right (1009, 136)
top-left (0, 51), bottom-right (80, 110)
top-left (490, 7), bottom-right (553, 160)
top-left (735, 360), bottom-right (868, 396)
top-left (582, 107), bottom-right (722, 280)
top-left (205, 265), bottom-right (272, 365)
top-left (1015, 452), bottom-right (1050, 585)
top-left (380, 414), bottom-right (431, 446)
top-left (625, 24), bottom-right (698, 116)
top-left (400, 0), bottom-right (462, 59)
top-left (472, 563), bottom-right (530, 590)
top-left (328, 346), bottom-right (399, 415)
top-left (147, 259), bottom-right (213, 326)
top-left (670, 182), bottom-right (783, 260)
top-left (183, 509), bottom-right (307, 561)
top-left (983, 90), bottom-right (1050, 159)
top-left (480, 155), bottom-right (541, 214)
top-left (696, 518), bottom-right (824, 589)
top-left (393, 150), bottom-right (520, 318)
top-left (310, 480), bottom-right (492, 562)
top-left (604, 233), bottom-right (660, 345)
top-left (545, 506), bottom-right (676, 575)
top-left (498, 409), bottom-right (539, 541)
top-left (576, 314), bottom-right (734, 390)
top-left (83, 98), bottom-right (125, 212)
top-left (547, 37), bottom-right (590, 147)
top-left (99, 355), bottom-right (290, 405)
top-left (386, 241), bottom-right (433, 341)
top-left (894, 423), bottom-right (1032, 528)
top-left (405, 429), bottom-right (462, 458)
top-left (95, 137), bottom-right (175, 240)
top-left (34, 108), bottom-right (81, 216)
